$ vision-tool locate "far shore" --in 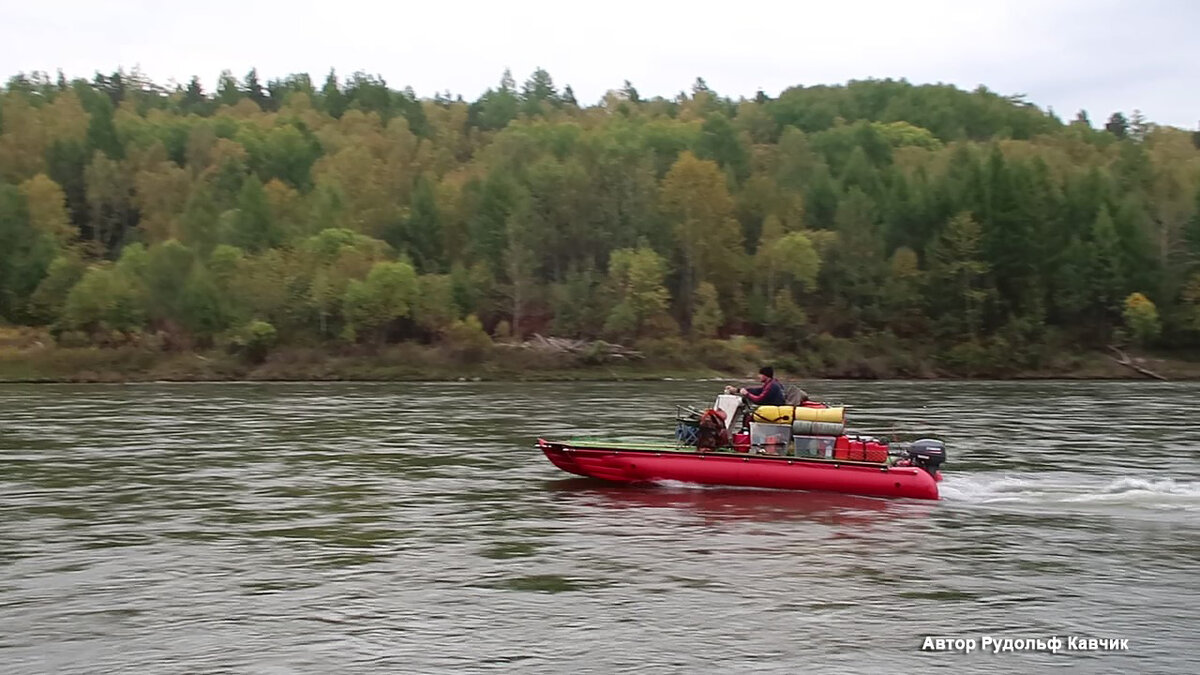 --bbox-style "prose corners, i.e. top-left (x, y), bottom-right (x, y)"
top-left (1, 340), bottom-right (1195, 384)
